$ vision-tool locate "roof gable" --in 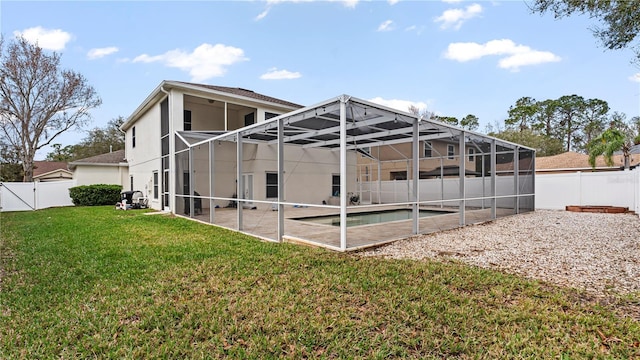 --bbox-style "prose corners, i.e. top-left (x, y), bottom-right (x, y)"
top-left (33, 161), bottom-right (68, 177)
